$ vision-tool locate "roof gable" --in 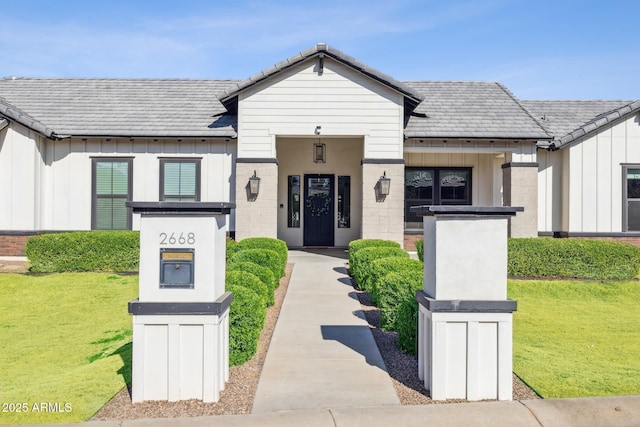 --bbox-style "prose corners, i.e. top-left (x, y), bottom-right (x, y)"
top-left (218, 43), bottom-right (423, 109)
